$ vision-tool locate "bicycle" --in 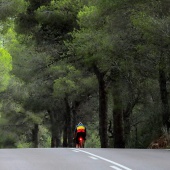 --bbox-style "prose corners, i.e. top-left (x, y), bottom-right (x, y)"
top-left (77, 137), bottom-right (85, 148)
